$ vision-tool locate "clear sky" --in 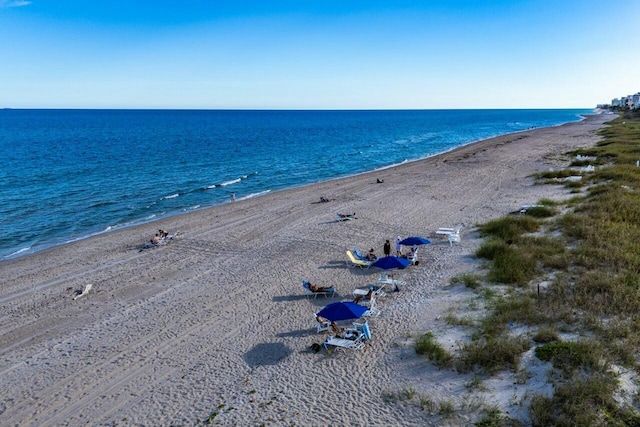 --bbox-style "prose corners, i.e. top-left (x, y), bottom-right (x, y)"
top-left (1, 0), bottom-right (638, 109)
